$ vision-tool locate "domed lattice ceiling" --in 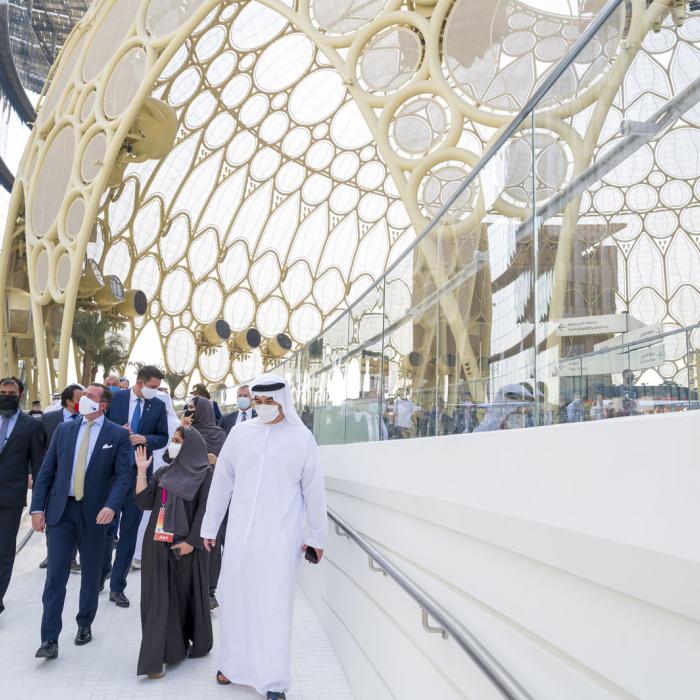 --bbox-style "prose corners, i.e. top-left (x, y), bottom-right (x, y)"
top-left (2, 0), bottom-right (699, 399)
